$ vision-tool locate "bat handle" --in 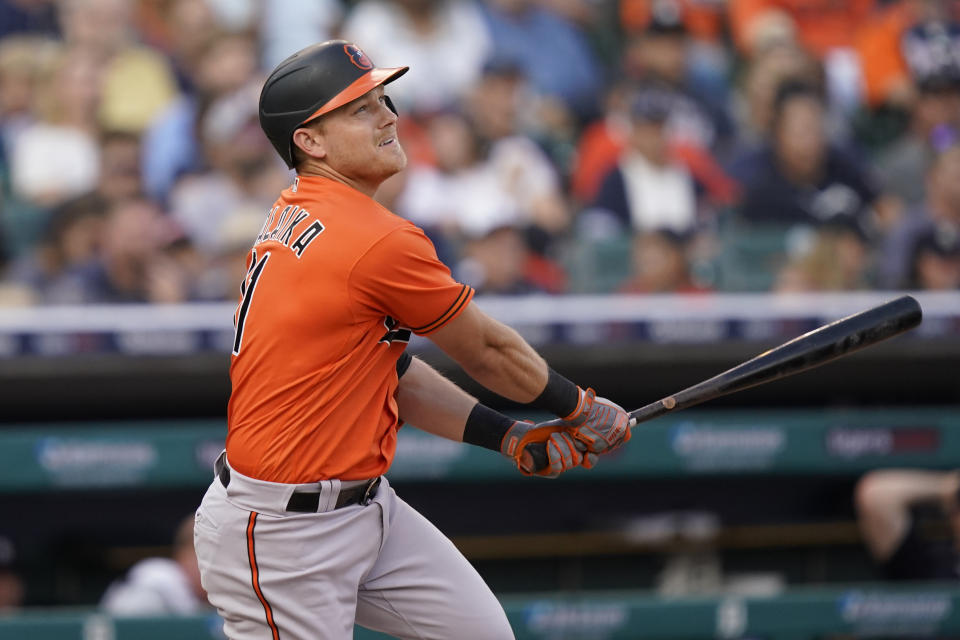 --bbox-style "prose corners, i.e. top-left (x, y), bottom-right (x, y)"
top-left (629, 397), bottom-right (677, 424)
top-left (530, 395), bottom-right (678, 470)
top-left (525, 442), bottom-right (549, 474)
